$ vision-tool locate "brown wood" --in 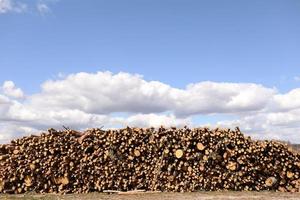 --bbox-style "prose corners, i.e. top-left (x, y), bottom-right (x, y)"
top-left (196, 142), bottom-right (205, 151)
top-left (0, 127), bottom-right (299, 193)
top-left (265, 177), bottom-right (277, 187)
top-left (175, 149), bottom-right (184, 158)
top-left (24, 176), bottom-right (32, 187)
top-left (226, 162), bottom-right (237, 171)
